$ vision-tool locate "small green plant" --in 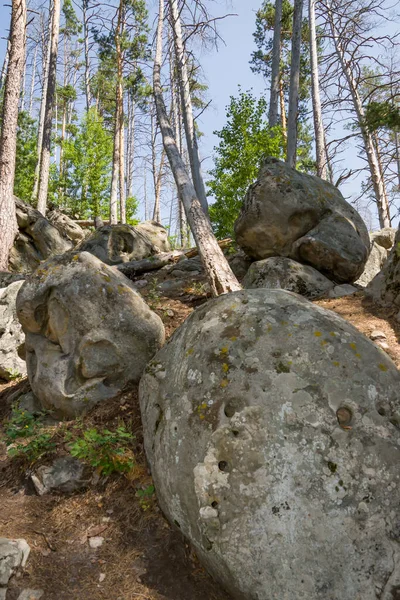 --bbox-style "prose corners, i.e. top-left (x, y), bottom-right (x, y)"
top-left (136, 484), bottom-right (155, 511)
top-left (4, 406), bottom-right (56, 462)
top-left (147, 278), bottom-right (161, 307)
top-left (69, 426), bottom-right (135, 475)
top-left (5, 408), bottom-right (37, 440)
top-left (7, 432), bottom-right (56, 462)
top-left (6, 368), bottom-right (22, 381)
